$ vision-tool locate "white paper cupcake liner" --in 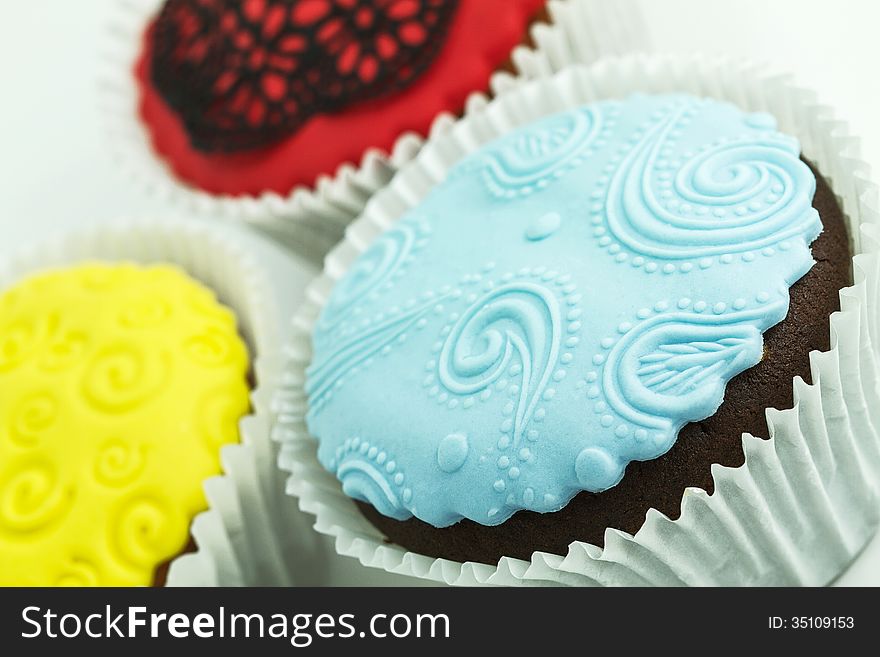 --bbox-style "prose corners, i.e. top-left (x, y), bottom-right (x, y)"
top-left (0, 218), bottom-right (308, 586)
top-left (272, 54), bottom-right (880, 587)
top-left (98, 0), bottom-right (647, 264)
